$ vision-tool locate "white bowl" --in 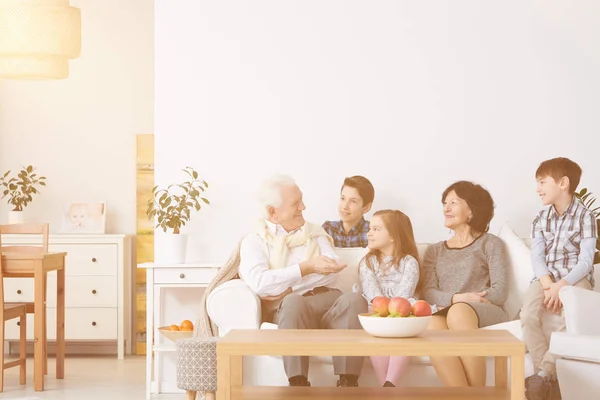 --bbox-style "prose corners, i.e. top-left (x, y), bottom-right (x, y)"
top-left (358, 313), bottom-right (432, 338)
top-left (158, 326), bottom-right (194, 342)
